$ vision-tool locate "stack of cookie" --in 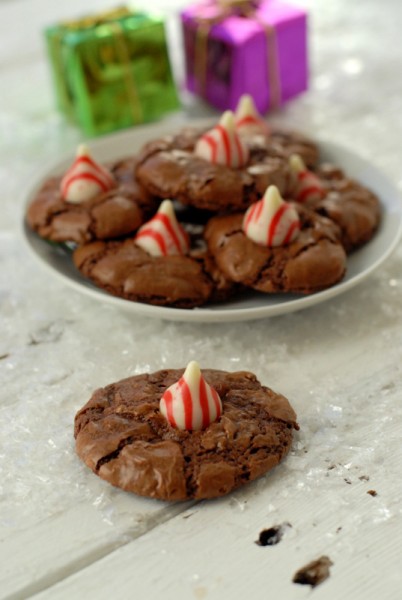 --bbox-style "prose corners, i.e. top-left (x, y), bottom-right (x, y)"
top-left (26, 95), bottom-right (381, 308)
